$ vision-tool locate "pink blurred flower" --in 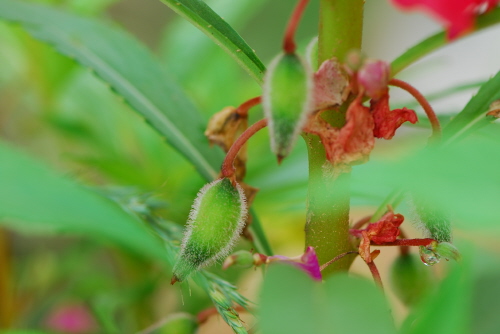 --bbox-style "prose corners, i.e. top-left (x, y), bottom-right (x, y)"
top-left (268, 246), bottom-right (322, 281)
top-left (391, 0), bottom-right (500, 39)
top-left (46, 303), bottom-right (97, 333)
